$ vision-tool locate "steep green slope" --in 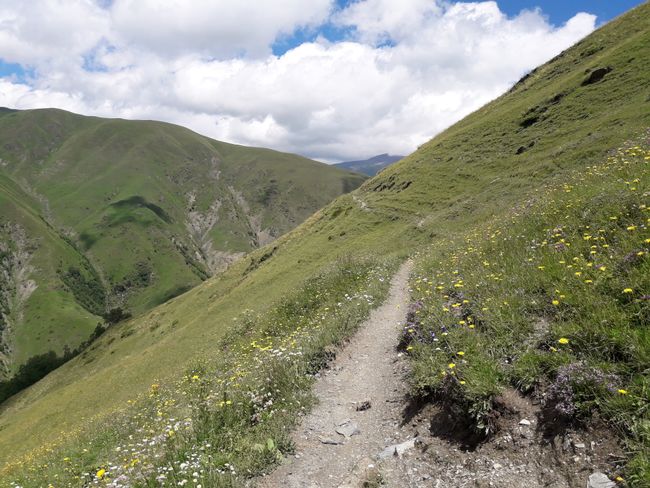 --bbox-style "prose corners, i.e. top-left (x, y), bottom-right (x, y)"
top-left (1, 2), bottom-right (649, 485)
top-left (0, 173), bottom-right (101, 377)
top-left (0, 109), bottom-right (366, 376)
top-left (408, 140), bottom-right (649, 484)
